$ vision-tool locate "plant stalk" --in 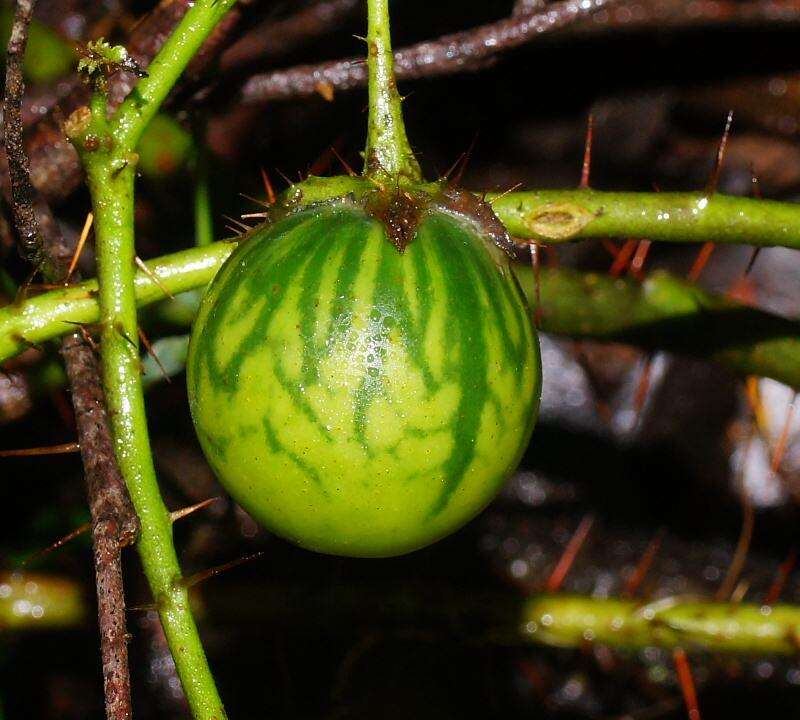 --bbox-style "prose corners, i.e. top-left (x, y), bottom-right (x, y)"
top-left (363, 0), bottom-right (421, 183)
top-left (490, 189), bottom-right (800, 248)
top-left (64, 0), bottom-right (237, 715)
